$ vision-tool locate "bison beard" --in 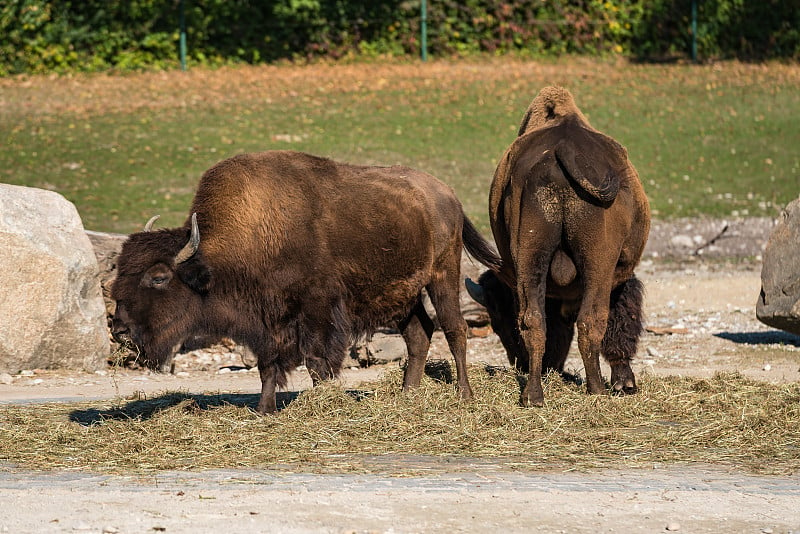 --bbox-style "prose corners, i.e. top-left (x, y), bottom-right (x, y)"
top-left (111, 150), bottom-right (501, 414)
top-left (467, 86), bottom-right (650, 406)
